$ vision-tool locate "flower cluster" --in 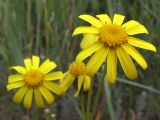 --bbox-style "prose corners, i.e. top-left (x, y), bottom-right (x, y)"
top-left (7, 14), bottom-right (156, 109)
